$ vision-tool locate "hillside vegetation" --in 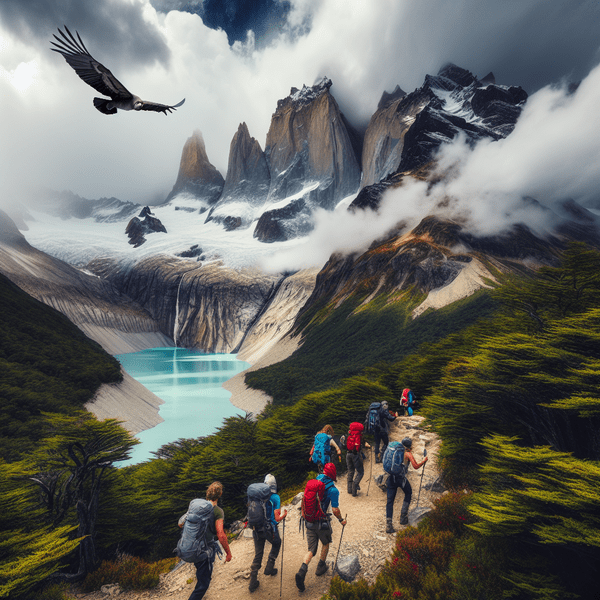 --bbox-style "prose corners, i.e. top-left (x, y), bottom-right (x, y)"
top-left (0, 273), bottom-right (122, 461)
top-left (245, 285), bottom-right (497, 404)
top-left (1, 245), bottom-right (599, 600)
